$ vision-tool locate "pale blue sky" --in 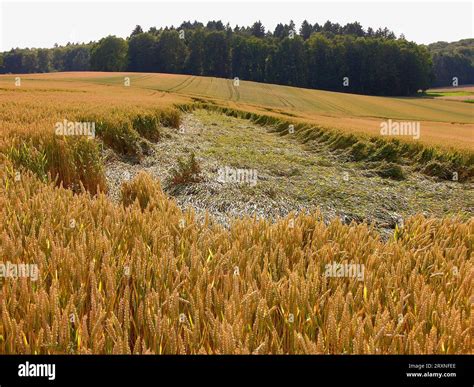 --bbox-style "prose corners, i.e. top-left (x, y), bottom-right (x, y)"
top-left (1, 0), bottom-right (472, 51)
